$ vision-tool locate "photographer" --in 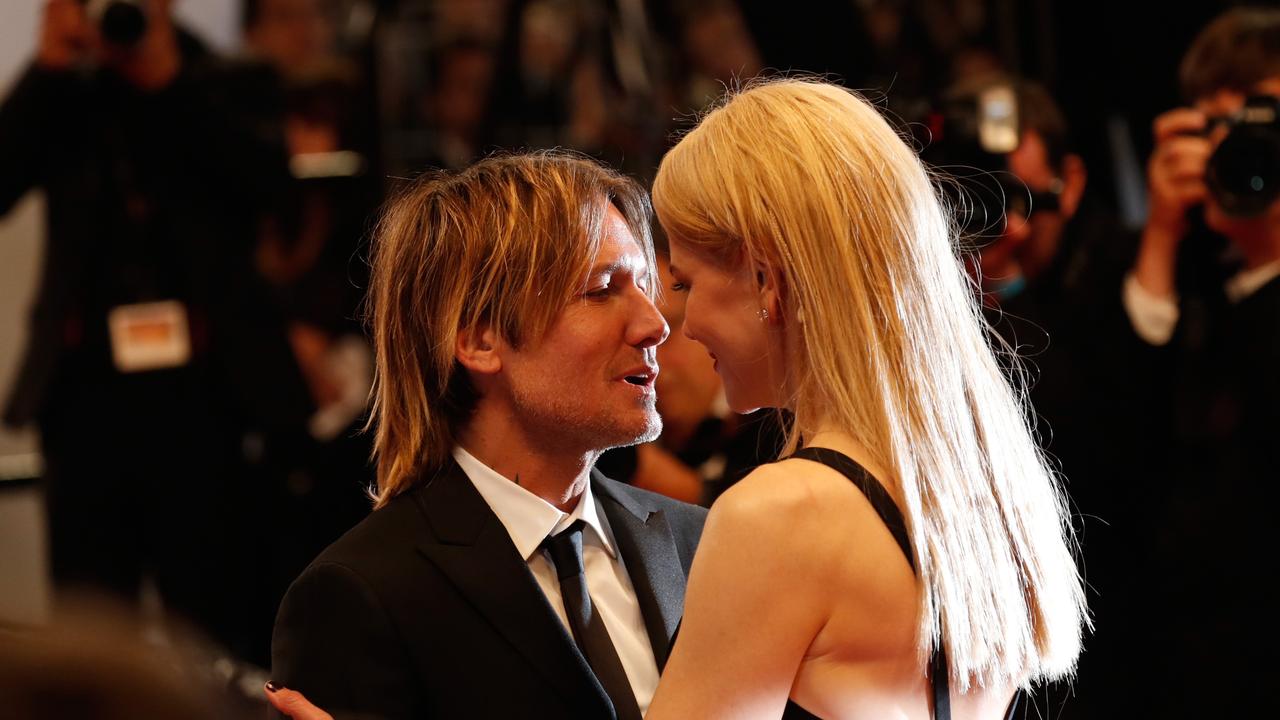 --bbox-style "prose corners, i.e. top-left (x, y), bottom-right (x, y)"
top-left (926, 76), bottom-right (1145, 718)
top-left (1121, 7), bottom-right (1280, 714)
top-left (0, 0), bottom-right (310, 664)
